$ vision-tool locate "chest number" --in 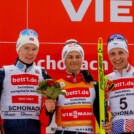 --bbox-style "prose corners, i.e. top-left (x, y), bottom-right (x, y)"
top-left (120, 97), bottom-right (128, 110)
